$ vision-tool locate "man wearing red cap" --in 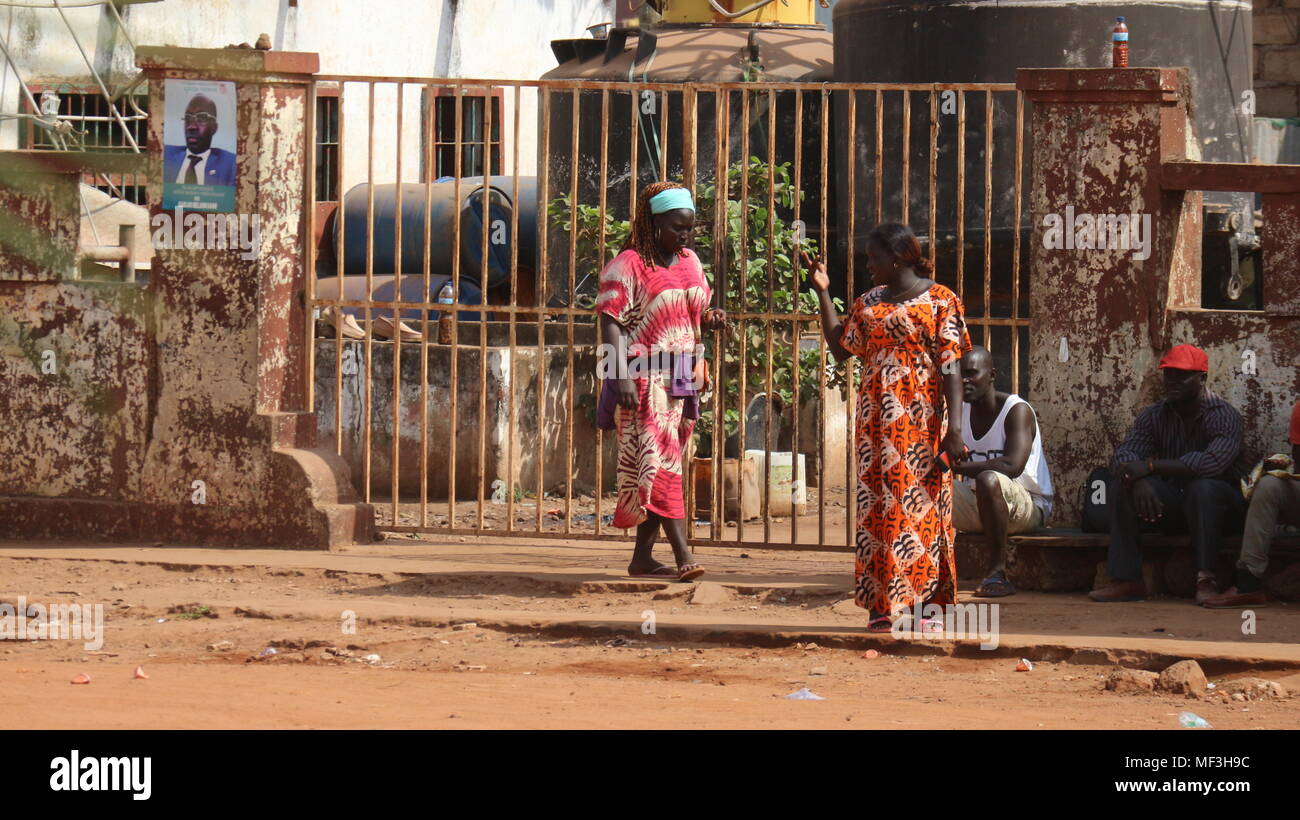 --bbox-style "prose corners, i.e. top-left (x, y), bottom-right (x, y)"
top-left (1089, 344), bottom-right (1249, 603)
top-left (1202, 397), bottom-right (1300, 607)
